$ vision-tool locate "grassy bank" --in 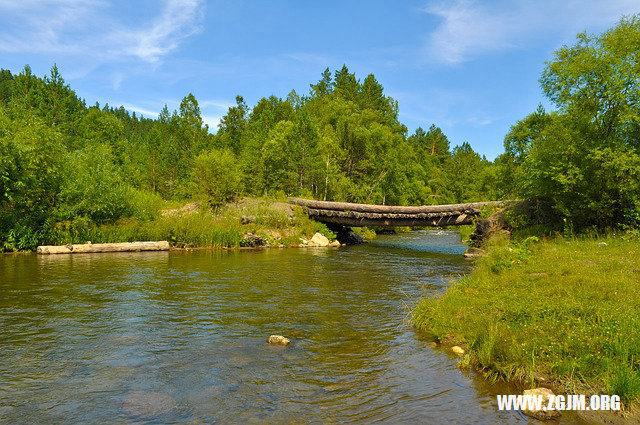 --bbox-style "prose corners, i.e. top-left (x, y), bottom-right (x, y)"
top-left (40, 198), bottom-right (334, 249)
top-left (413, 232), bottom-right (640, 406)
